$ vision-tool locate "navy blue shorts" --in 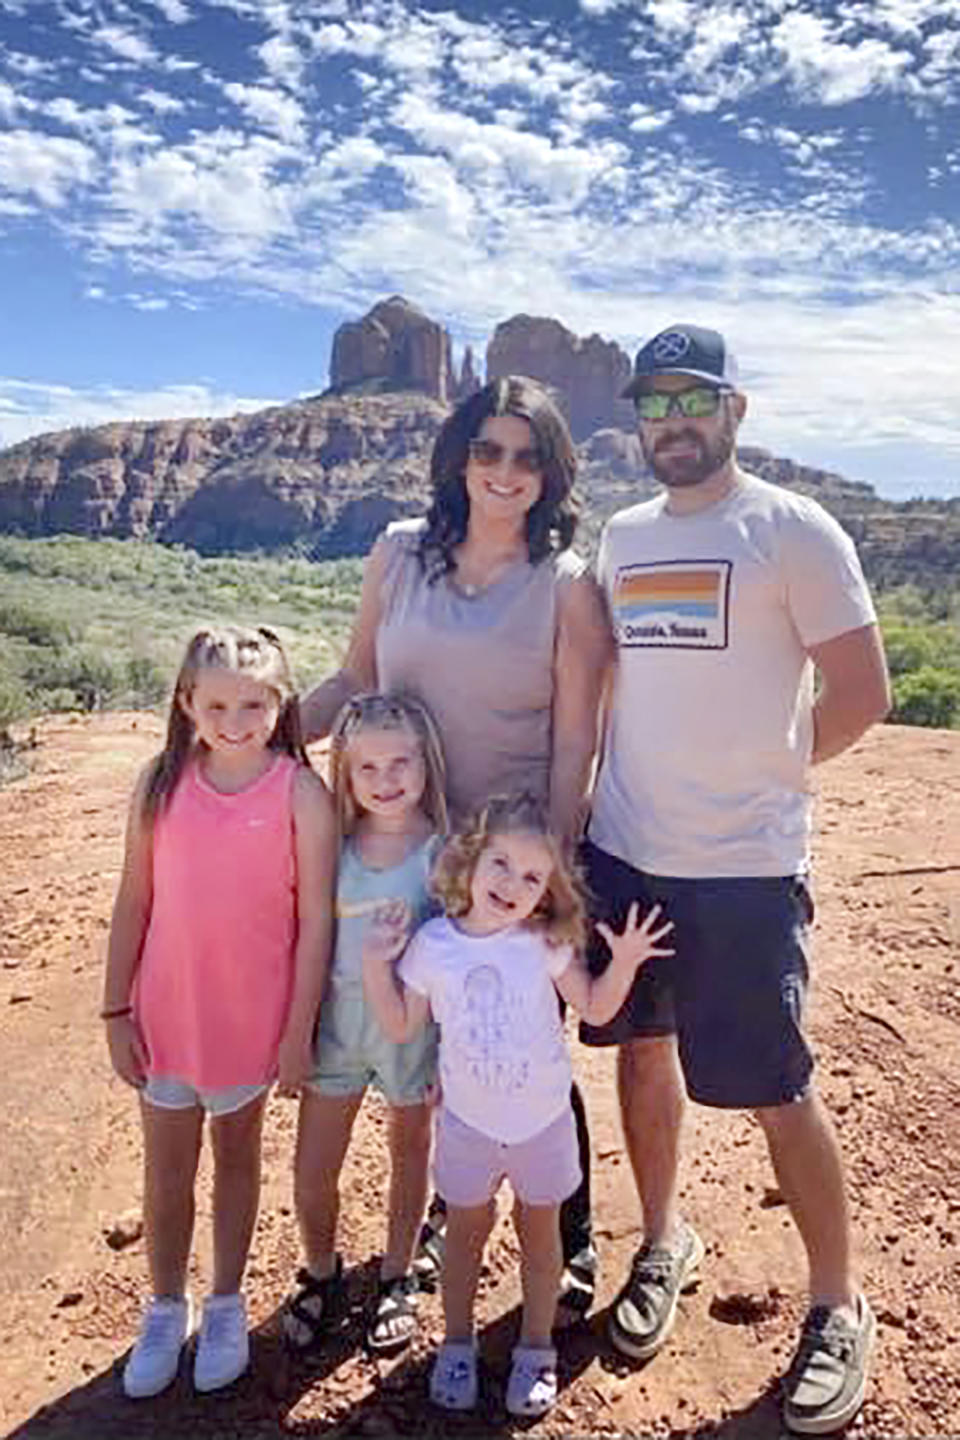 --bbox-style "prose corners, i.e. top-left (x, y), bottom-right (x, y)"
top-left (578, 840), bottom-right (815, 1110)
